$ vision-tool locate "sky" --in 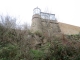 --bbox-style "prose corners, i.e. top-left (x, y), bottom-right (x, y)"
top-left (0, 0), bottom-right (80, 26)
